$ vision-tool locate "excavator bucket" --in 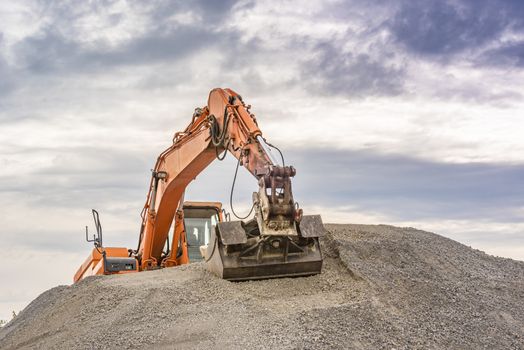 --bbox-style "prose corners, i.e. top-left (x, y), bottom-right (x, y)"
top-left (205, 215), bottom-right (325, 281)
